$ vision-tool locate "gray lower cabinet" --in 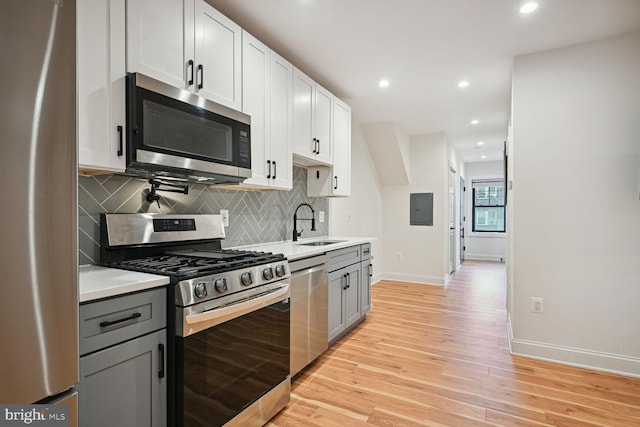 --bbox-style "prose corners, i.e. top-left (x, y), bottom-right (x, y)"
top-left (328, 263), bottom-right (361, 343)
top-left (79, 330), bottom-right (166, 427)
top-left (78, 288), bottom-right (167, 427)
top-left (361, 243), bottom-right (372, 314)
top-left (328, 244), bottom-right (373, 345)
top-left (361, 260), bottom-right (372, 314)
